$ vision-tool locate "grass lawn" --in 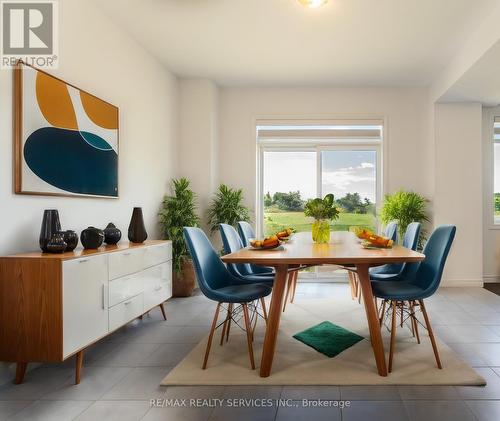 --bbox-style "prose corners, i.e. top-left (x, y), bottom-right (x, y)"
top-left (264, 210), bottom-right (376, 236)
